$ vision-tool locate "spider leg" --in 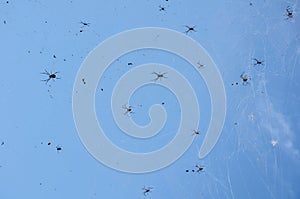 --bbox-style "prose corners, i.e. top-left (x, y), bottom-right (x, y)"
top-left (41, 78), bottom-right (50, 84)
top-left (40, 69), bottom-right (50, 75)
